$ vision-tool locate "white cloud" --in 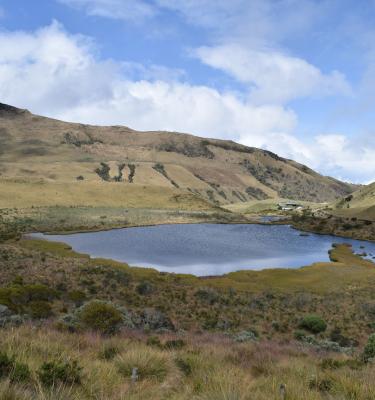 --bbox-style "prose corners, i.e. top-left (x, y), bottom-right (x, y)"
top-left (194, 44), bottom-right (351, 104)
top-left (0, 22), bottom-right (372, 183)
top-left (58, 0), bottom-right (157, 22)
top-left (312, 134), bottom-right (375, 183)
top-left (0, 22), bottom-right (296, 143)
